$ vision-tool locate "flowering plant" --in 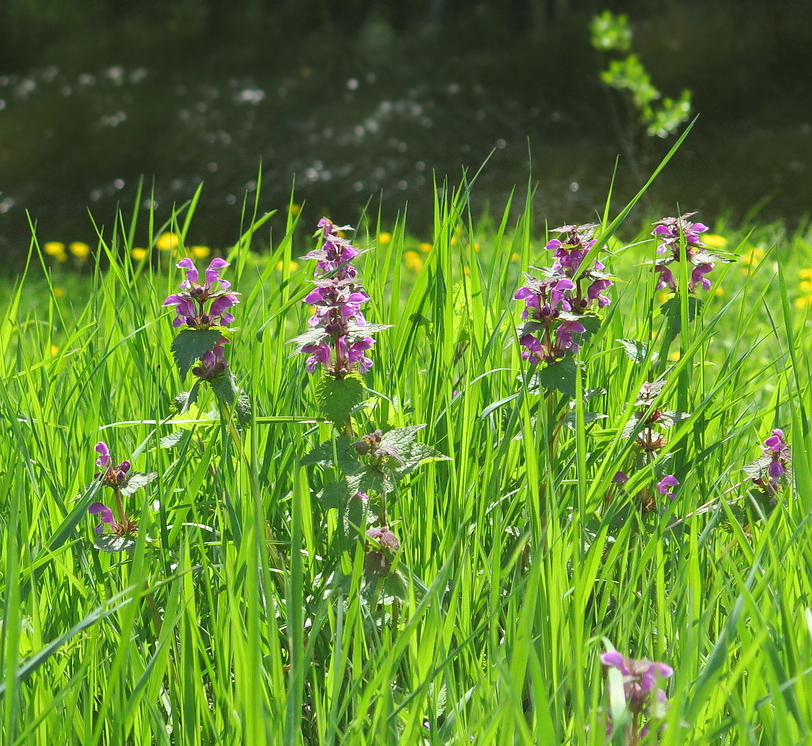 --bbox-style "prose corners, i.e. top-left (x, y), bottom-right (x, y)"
top-left (87, 441), bottom-right (157, 552)
top-left (515, 223), bottom-right (612, 367)
top-left (163, 257), bottom-right (239, 329)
